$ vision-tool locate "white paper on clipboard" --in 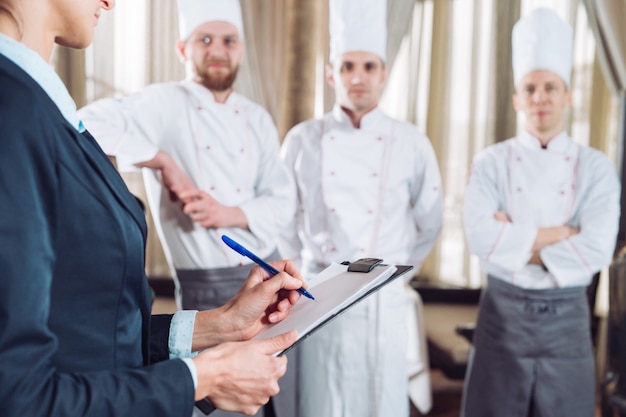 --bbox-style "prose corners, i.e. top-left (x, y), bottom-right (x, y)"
top-left (253, 262), bottom-right (414, 355)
